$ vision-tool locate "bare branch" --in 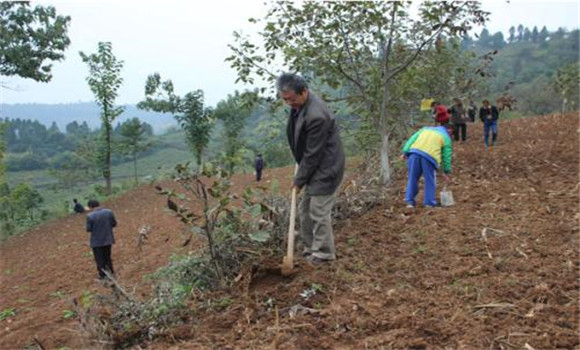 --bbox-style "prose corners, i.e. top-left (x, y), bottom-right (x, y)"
top-left (386, 27), bottom-right (443, 82)
top-left (338, 15), bottom-right (365, 90)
